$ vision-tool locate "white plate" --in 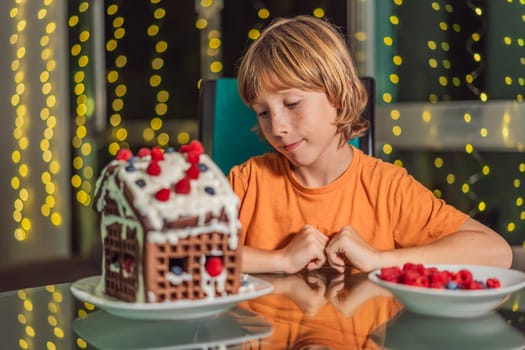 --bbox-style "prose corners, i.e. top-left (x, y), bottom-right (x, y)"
top-left (70, 274), bottom-right (273, 320)
top-left (73, 307), bottom-right (273, 350)
top-left (371, 310), bottom-right (525, 350)
top-left (368, 264), bottom-right (525, 318)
